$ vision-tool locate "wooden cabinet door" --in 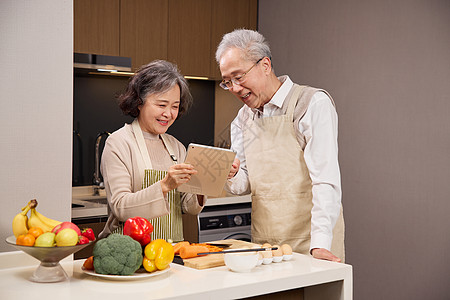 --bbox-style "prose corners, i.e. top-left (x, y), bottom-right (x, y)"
top-left (120, 0), bottom-right (169, 71)
top-left (74, 0), bottom-right (120, 56)
top-left (168, 0), bottom-right (212, 77)
top-left (210, 0), bottom-right (258, 79)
